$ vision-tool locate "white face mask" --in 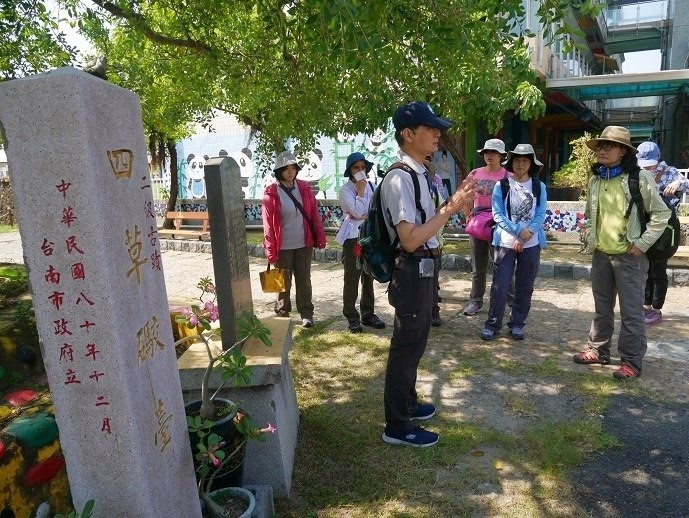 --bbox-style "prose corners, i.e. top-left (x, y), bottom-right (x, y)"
top-left (353, 171), bottom-right (367, 182)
